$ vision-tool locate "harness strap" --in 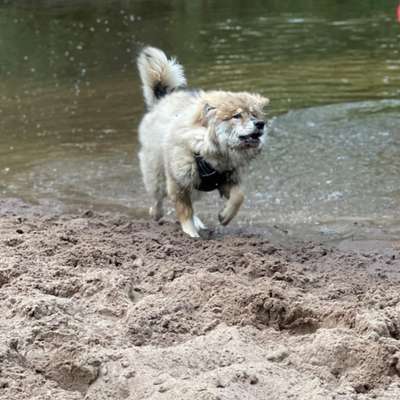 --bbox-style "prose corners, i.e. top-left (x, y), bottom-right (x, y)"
top-left (194, 153), bottom-right (233, 192)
